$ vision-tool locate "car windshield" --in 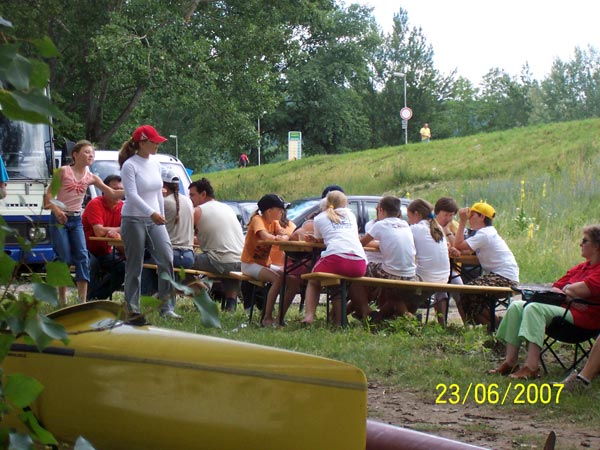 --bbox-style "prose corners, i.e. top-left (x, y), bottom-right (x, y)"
top-left (0, 115), bottom-right (52, 180)
top-left (287, 199), bottom-right (320, 222)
